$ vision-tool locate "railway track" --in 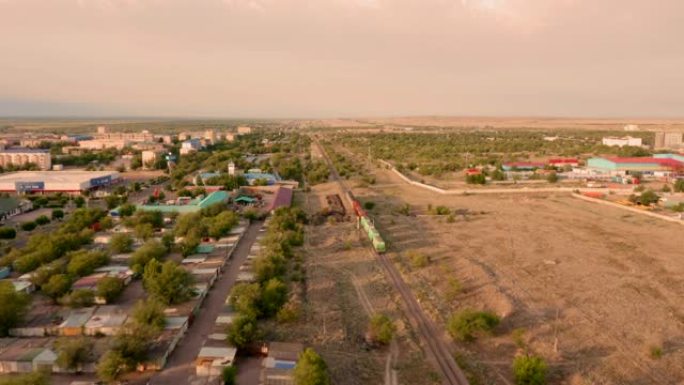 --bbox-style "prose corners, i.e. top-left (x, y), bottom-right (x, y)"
top-left (314, 137), bottom-right (469, 385)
